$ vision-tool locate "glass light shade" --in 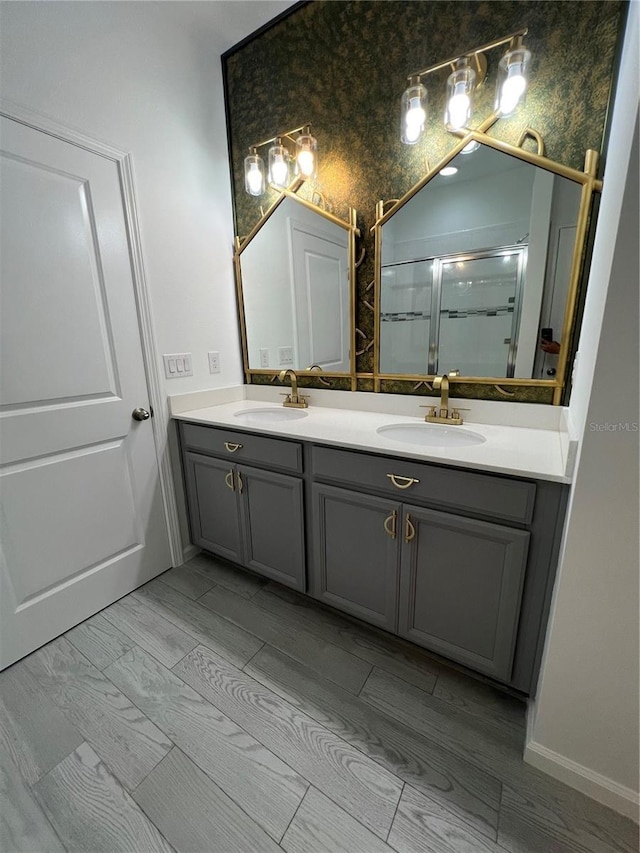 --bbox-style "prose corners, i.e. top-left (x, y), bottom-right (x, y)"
top-left (401, 81), bottom-right (427, 144)
top-left (295, 132), bottom-right (317, 179)
top-left (461, 139), bottom-right (480, 154)
top-left (268, 142), bottom-right (290, 188)
top-left (244, 151), bottom-right (265, 196)
top-left (445, 60), bottom-right (476, 131)
top-left (495, 45), bottom-right (531, 115)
